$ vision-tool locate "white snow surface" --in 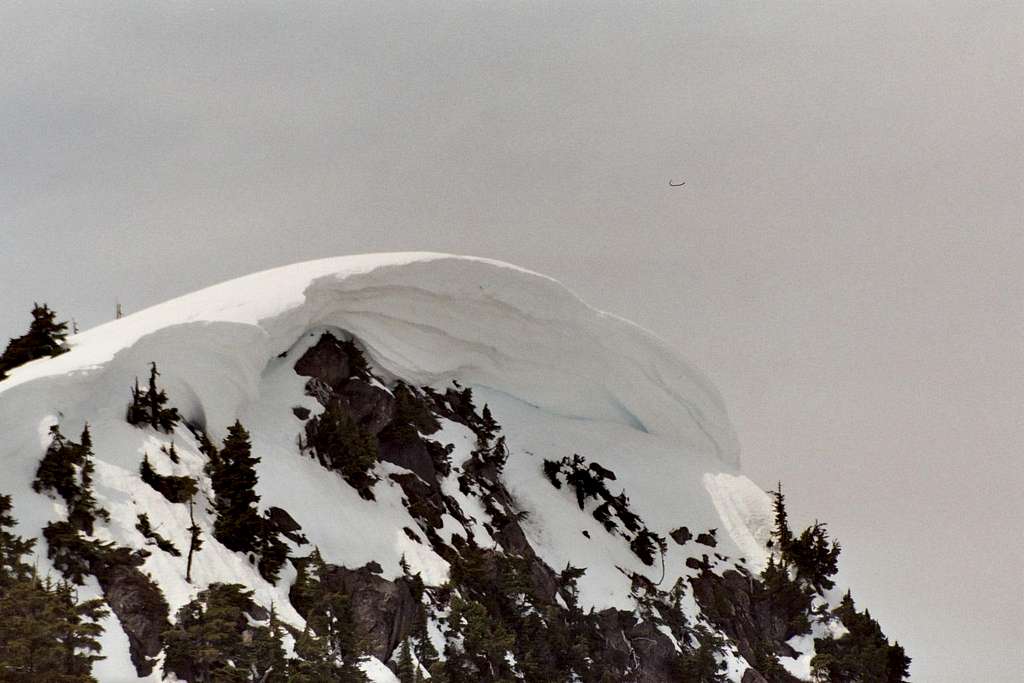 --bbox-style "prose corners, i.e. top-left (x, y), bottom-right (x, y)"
top-left (0, 253), bottom-right (778, 681)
